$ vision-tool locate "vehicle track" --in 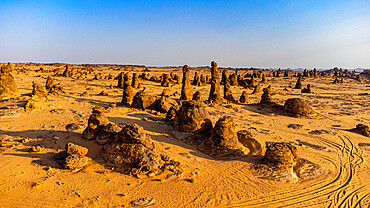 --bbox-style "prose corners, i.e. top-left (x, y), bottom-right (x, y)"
top-left (223, 127), bottom-right (367, 207)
